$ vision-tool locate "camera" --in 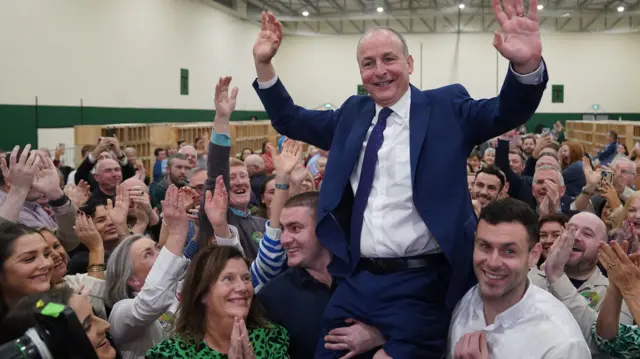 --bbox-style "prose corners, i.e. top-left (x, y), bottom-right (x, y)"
top-left (0, 301), bottom-right (98, 359)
